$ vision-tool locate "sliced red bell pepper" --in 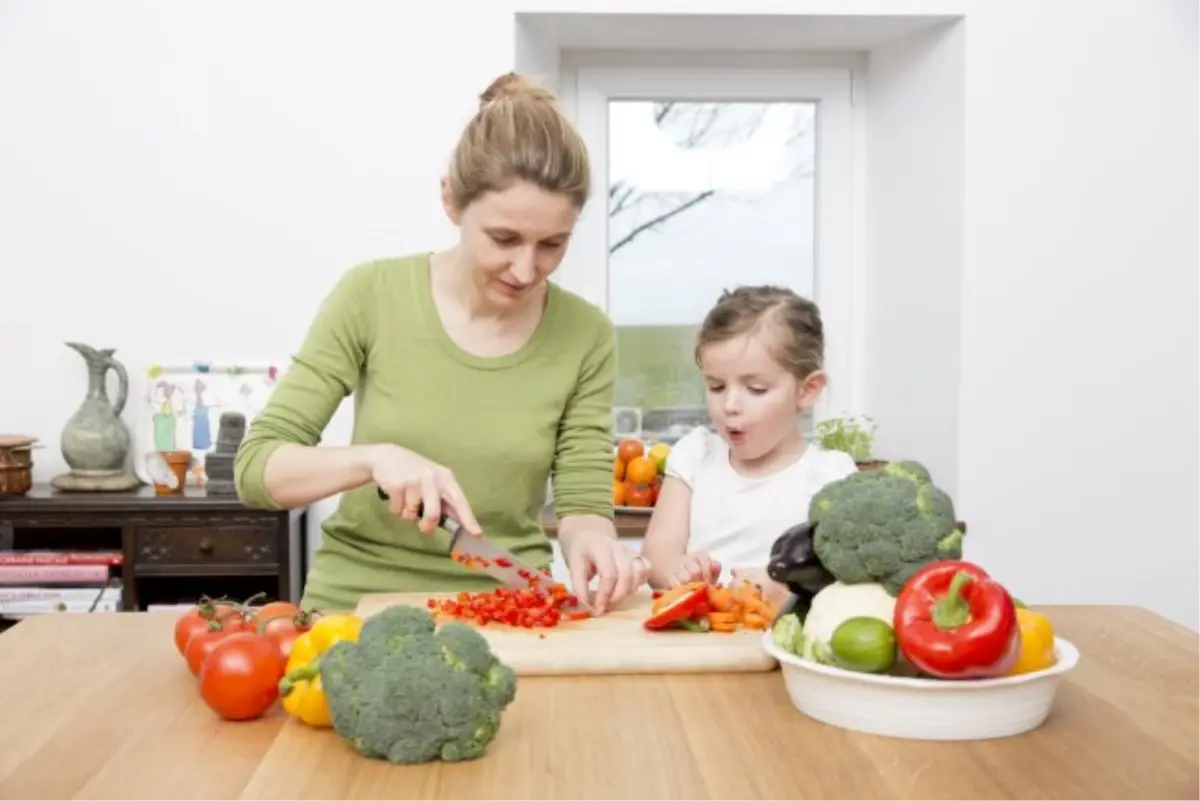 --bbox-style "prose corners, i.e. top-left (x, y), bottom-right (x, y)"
top-left (893, 560), bottom-right (1021, 679)
top-left (644, 583), bottom-right (710, 630)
